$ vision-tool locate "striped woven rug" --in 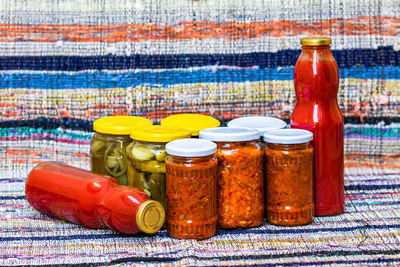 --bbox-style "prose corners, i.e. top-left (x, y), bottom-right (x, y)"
top-left (1, 0), bottom-right (400, 265)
